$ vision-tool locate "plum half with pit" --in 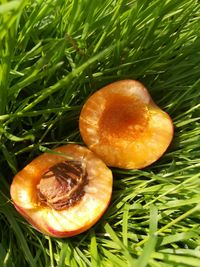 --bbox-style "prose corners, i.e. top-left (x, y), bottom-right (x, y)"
top-left (10, 144), bottom-right (113, 237)
top-left (79, 80), bottom-right (173, 169)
